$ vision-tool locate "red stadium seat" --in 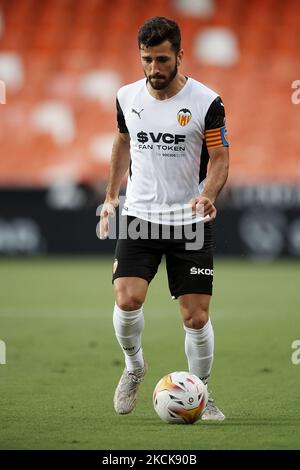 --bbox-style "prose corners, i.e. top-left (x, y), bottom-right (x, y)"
top-left (0, 0), bottom-right (299, 186)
